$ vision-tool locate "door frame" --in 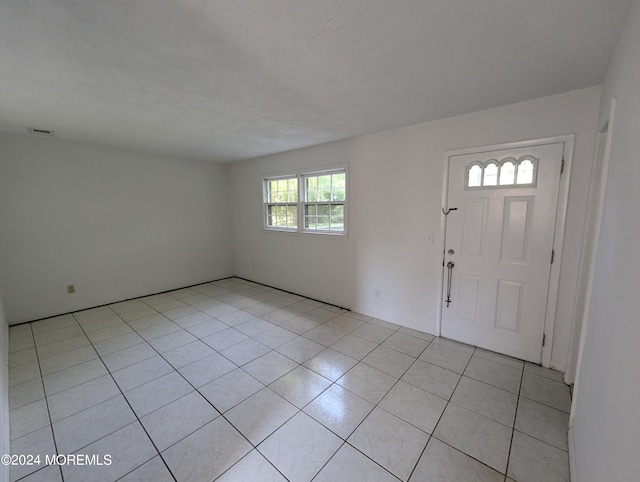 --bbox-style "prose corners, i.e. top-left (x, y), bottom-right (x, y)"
top-left (436, 134), bottom-right (576, 367)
